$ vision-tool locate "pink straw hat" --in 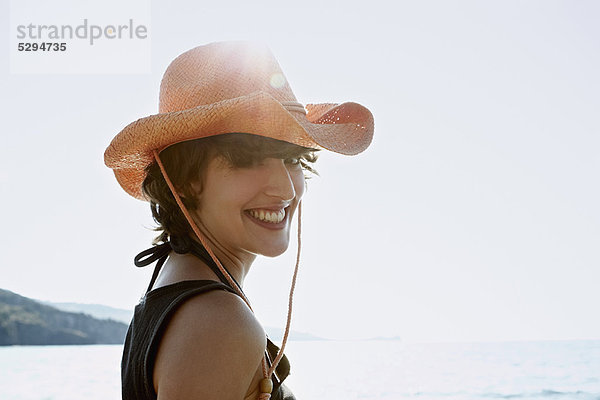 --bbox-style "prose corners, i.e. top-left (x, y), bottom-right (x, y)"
top-left (104, 41), bottom-right (374, 200)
